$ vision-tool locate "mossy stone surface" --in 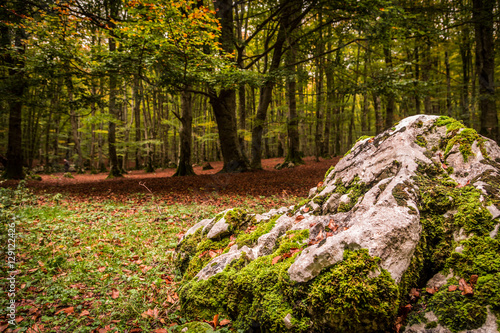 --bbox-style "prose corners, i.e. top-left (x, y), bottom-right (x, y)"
top-left (175, 115), bottom-right (500, 333)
